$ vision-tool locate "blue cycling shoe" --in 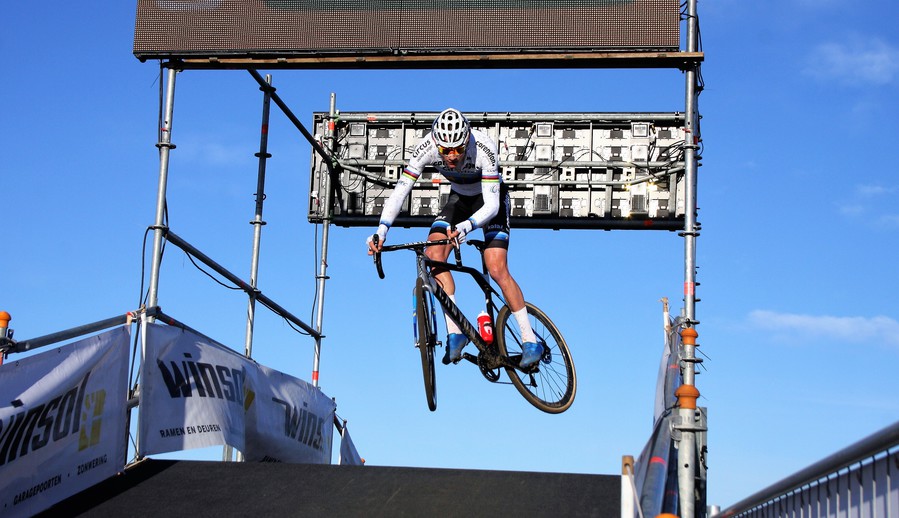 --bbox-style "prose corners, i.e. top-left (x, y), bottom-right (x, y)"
top-left (519, 341), bottom-right (544, 368)
top-left (445, 333), bottom-right (469, 363)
